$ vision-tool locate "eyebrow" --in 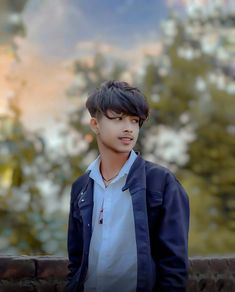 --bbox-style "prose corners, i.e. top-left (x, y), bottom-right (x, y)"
top-left (105, 111), bottom-right (123, 118)
top-left (106, 112), bottom-right (140, 119)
